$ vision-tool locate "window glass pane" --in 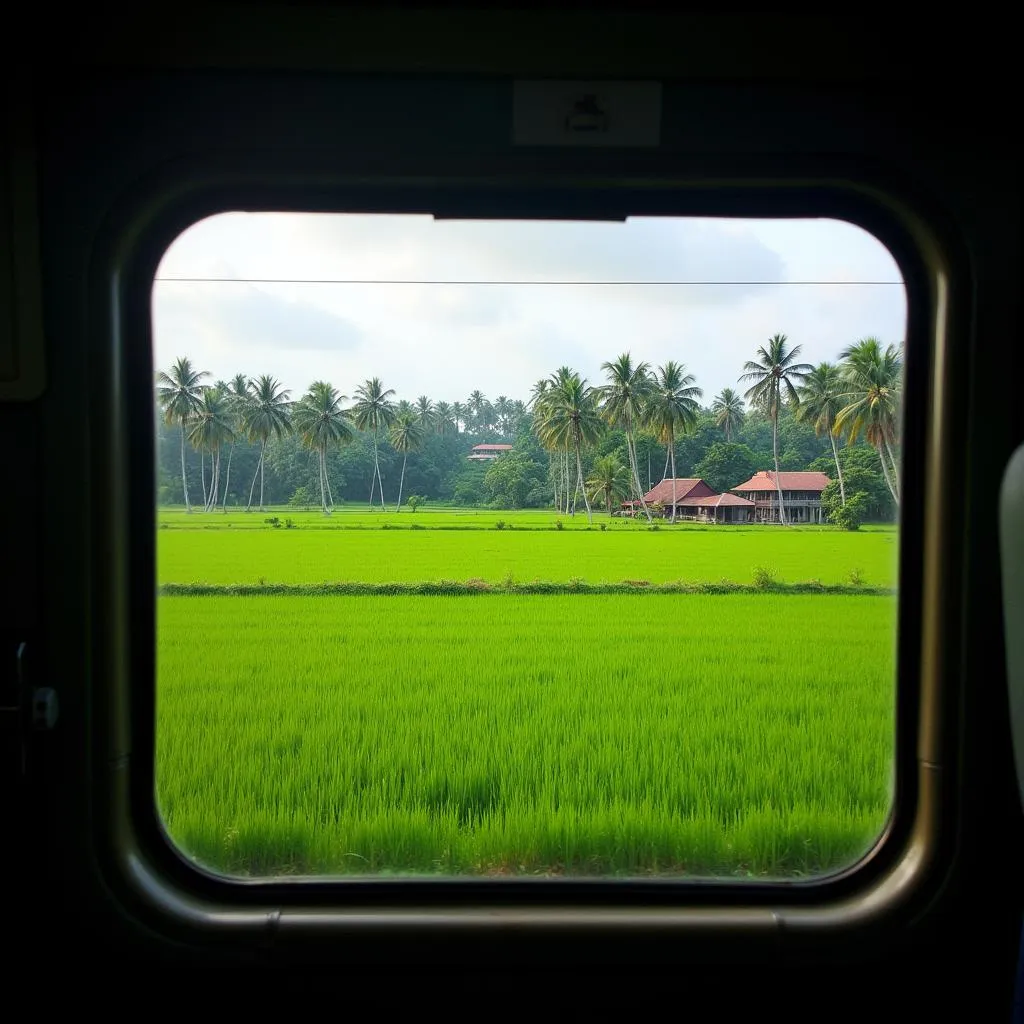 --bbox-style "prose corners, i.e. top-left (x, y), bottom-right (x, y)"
top-left (153, 213), bottom-right (904, 879)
